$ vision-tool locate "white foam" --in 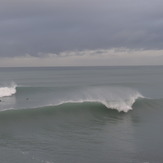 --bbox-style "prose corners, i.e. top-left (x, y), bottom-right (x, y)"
top-left (0, 83), bottom-right (17, 98)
